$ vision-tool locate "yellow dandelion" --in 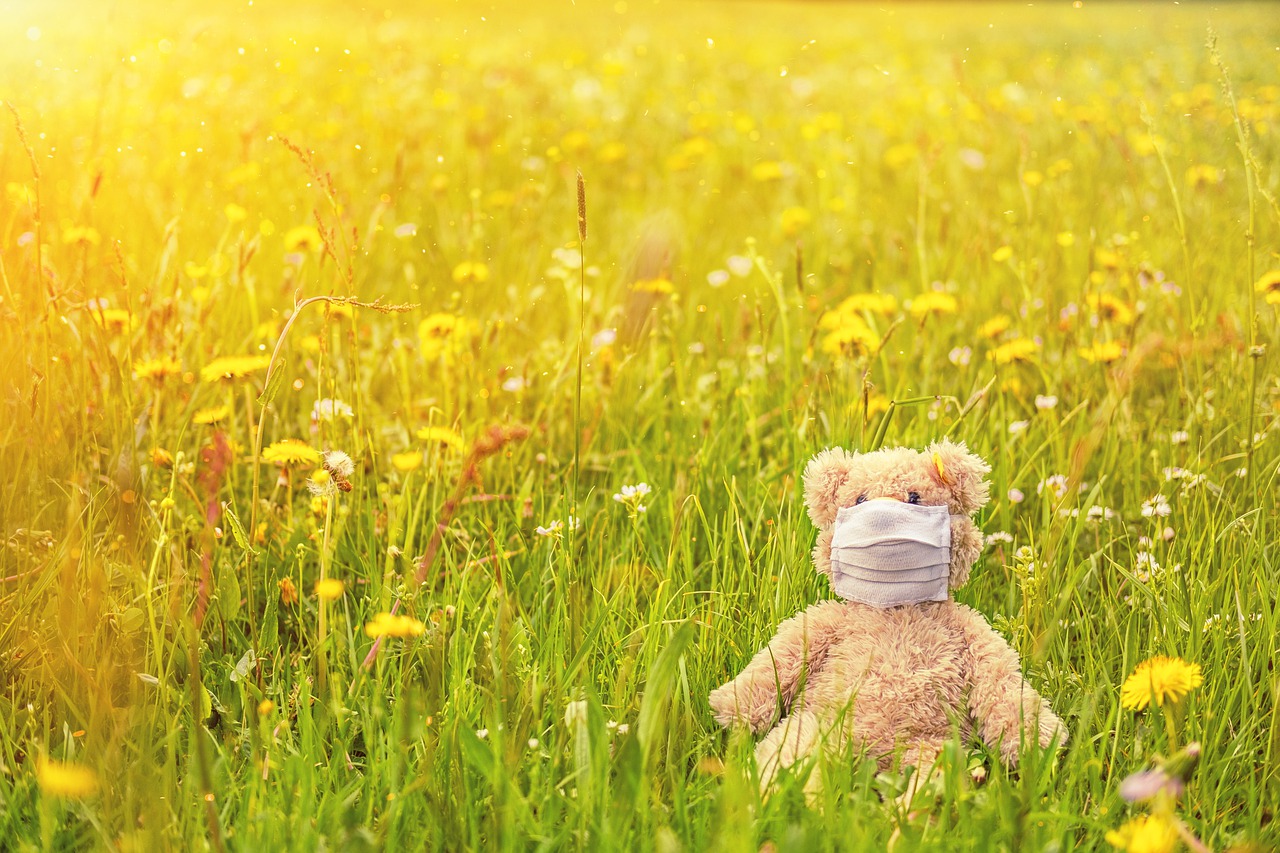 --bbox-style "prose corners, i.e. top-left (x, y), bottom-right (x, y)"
top-left (261, 439), bottom-right (322, 467)
top-left (992, 245), bottom-right (1014, 263)
top-left (364, 612), bottom-right (426, 639)
top-left (882, 143), bottom-right (917, 169)
top-left (1079, 341), bottom-right (1124, 364)
top-left (392, 451), bottom-right (423, 472)
top-left (632, 277), bottom-right (675, 295)
top-left (184, 261), bottom-right (209, 280)
top-left (833, 293), bottom-right (898, 316)
top-left (133, 356), bottom-right (182, 381)
top-left (416, 426), bottom-right (466, 452)
top-left (1095, 248), bottom-right (1122, 270)
top-left (779, 206), bottom-right (812, 237)
top-left (1254, 270), bottom-right (1280, 306)
top-left (418, 313), bottom-right (474, 361)
top-left (225, 203), bottom-right (248, 223)
top-left (314, 578), bottom-right (345, 601)
top-left (62, 225), bottom-right (101, 247)
top-left (1056, 231), bottom-right (1076, 248)
top-left (278, 576), bottom-right (298, 606)
top-left (978, 315), bottom-right (1012, 339)
top-left (989, 337), bottom-right (1038, 365)
top-left (819, 314), bottom-right (880, 358)
top-left (193, 404), bottom-right (231, 425)
top-left (1022, 170), bottom-right (1044, 187)
top-left (258, 699), bottom-right (275, 716)
top-left (750, 160), bottom-right (785, 182)
top-left (200, 354), bottom-right (271, 382)
top-left (908, 291), bottom-right (959, 319)
top-left (90, 307), bottom-right (134, 334)
top-left (37, 758), bottom-right (99, 799)
top-left (1184, 163), bottom-right (1222, 189)
top-left (1120, 656), bottom-right (1203, 711)
top-left (452, 261), bottom-right (490, 284)
top-left (284, 224), bottom-right (323, 253)
top-left (598, 141), bottom-right (628, 163)
top-left (1104, 813), bottom-right (1179, 853)
top-left (1087, 293), bottom-right (1137, 325)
